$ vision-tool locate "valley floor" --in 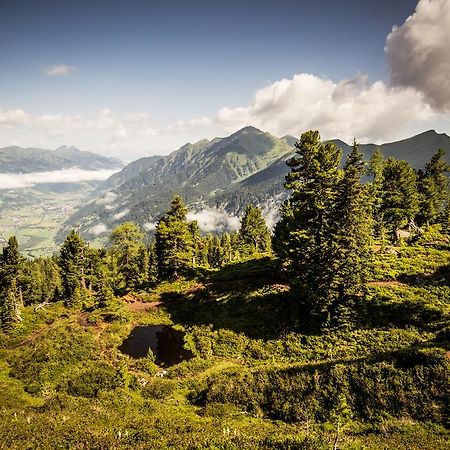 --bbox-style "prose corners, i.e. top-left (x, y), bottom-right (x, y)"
top-left (0, 245), bottom-right (450, 449)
